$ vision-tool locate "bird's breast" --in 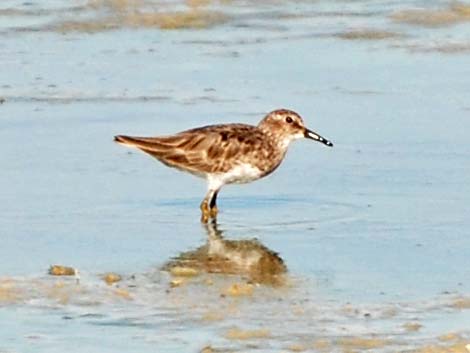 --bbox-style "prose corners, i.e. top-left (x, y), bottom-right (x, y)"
top-left (207, 163), bottom-right (263, 190)
top-left (226, 163), bottom-right (264, 184)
